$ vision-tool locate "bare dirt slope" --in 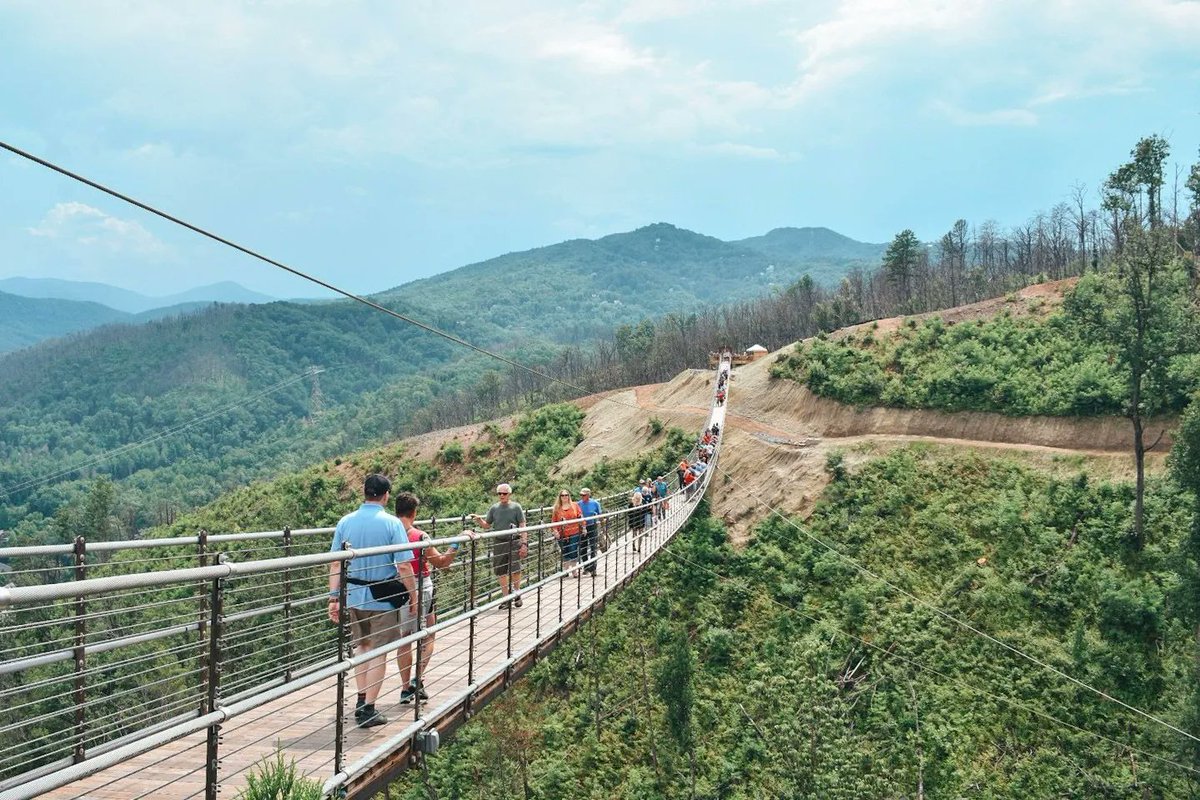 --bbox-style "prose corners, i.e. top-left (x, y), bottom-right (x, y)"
top-left (552, 280), bottom-right (1173, 544)
top-left (381, 280), bottom-right (1171, 545)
